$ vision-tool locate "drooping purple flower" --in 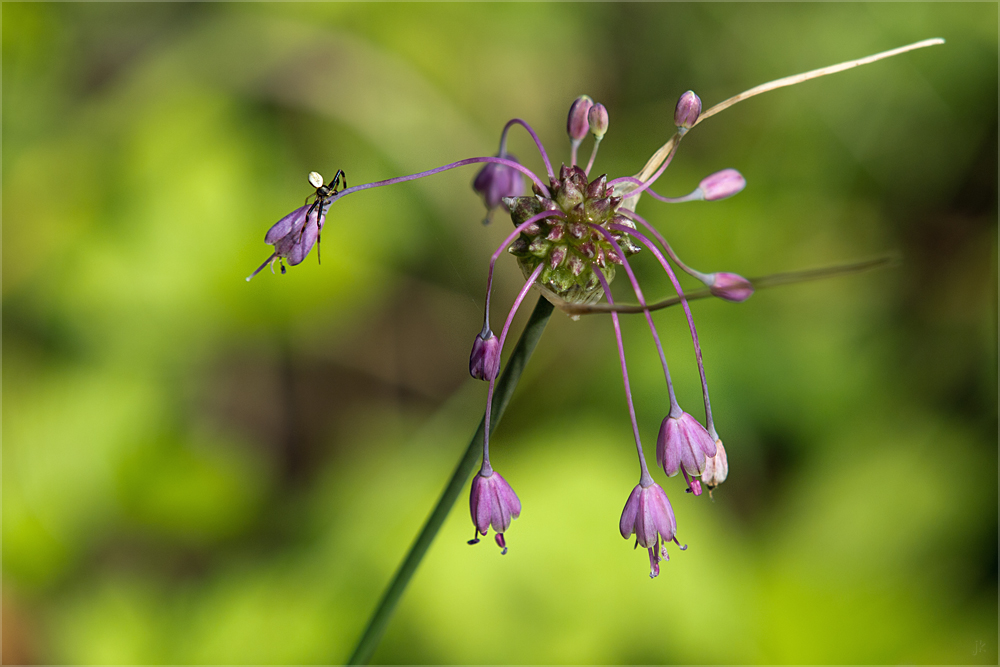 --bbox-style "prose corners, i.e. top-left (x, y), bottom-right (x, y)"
top-left (619, 480), bottom-right (684, 578)
top-left (472, 155), bottom-right (525, 224)
top-left (469, 327), bottom-right (501, 381)
top-left (265, 205), bottom-right (322, 267)
top-left (657, 411), bottom-right (718, 492)
top-left (708, 272), bottom-right (755, 302)
top-left (468, 469), bottom-right (521, 554)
